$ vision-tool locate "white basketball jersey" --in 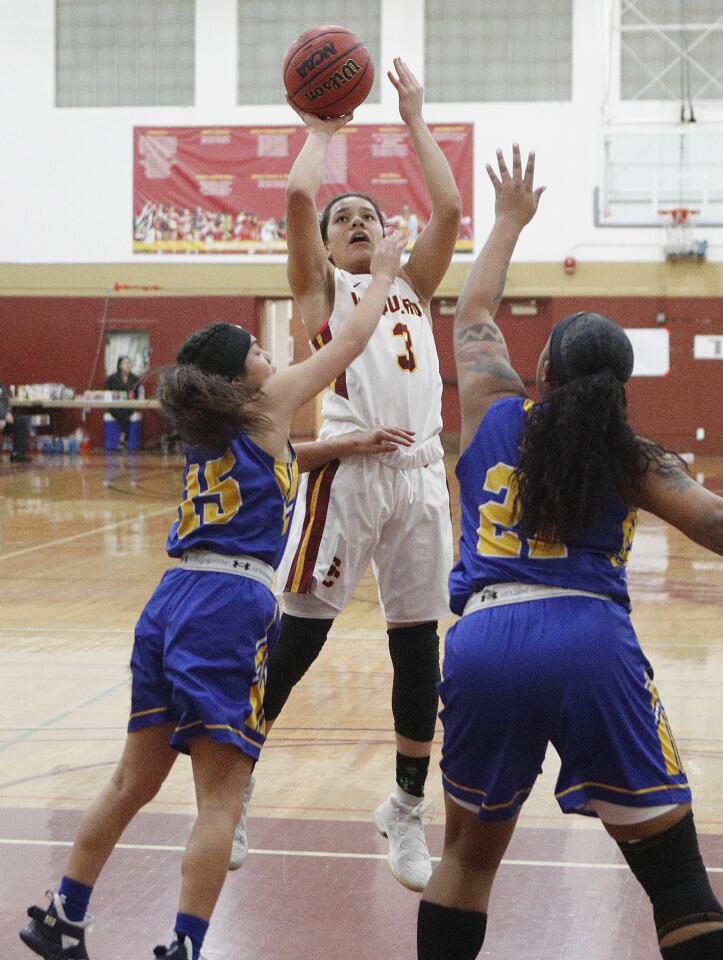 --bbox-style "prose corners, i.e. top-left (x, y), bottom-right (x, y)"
top-left (312, 268), bottom-right (443, 465)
